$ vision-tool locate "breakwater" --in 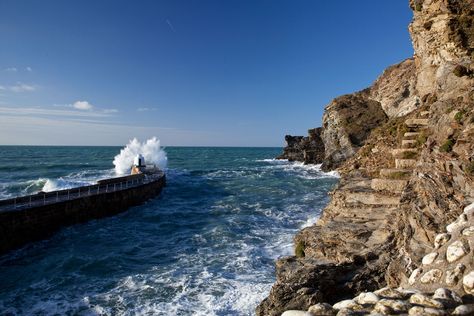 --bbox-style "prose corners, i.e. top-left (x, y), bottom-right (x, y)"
top-left (0, 173), bottom-right (165, 255)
